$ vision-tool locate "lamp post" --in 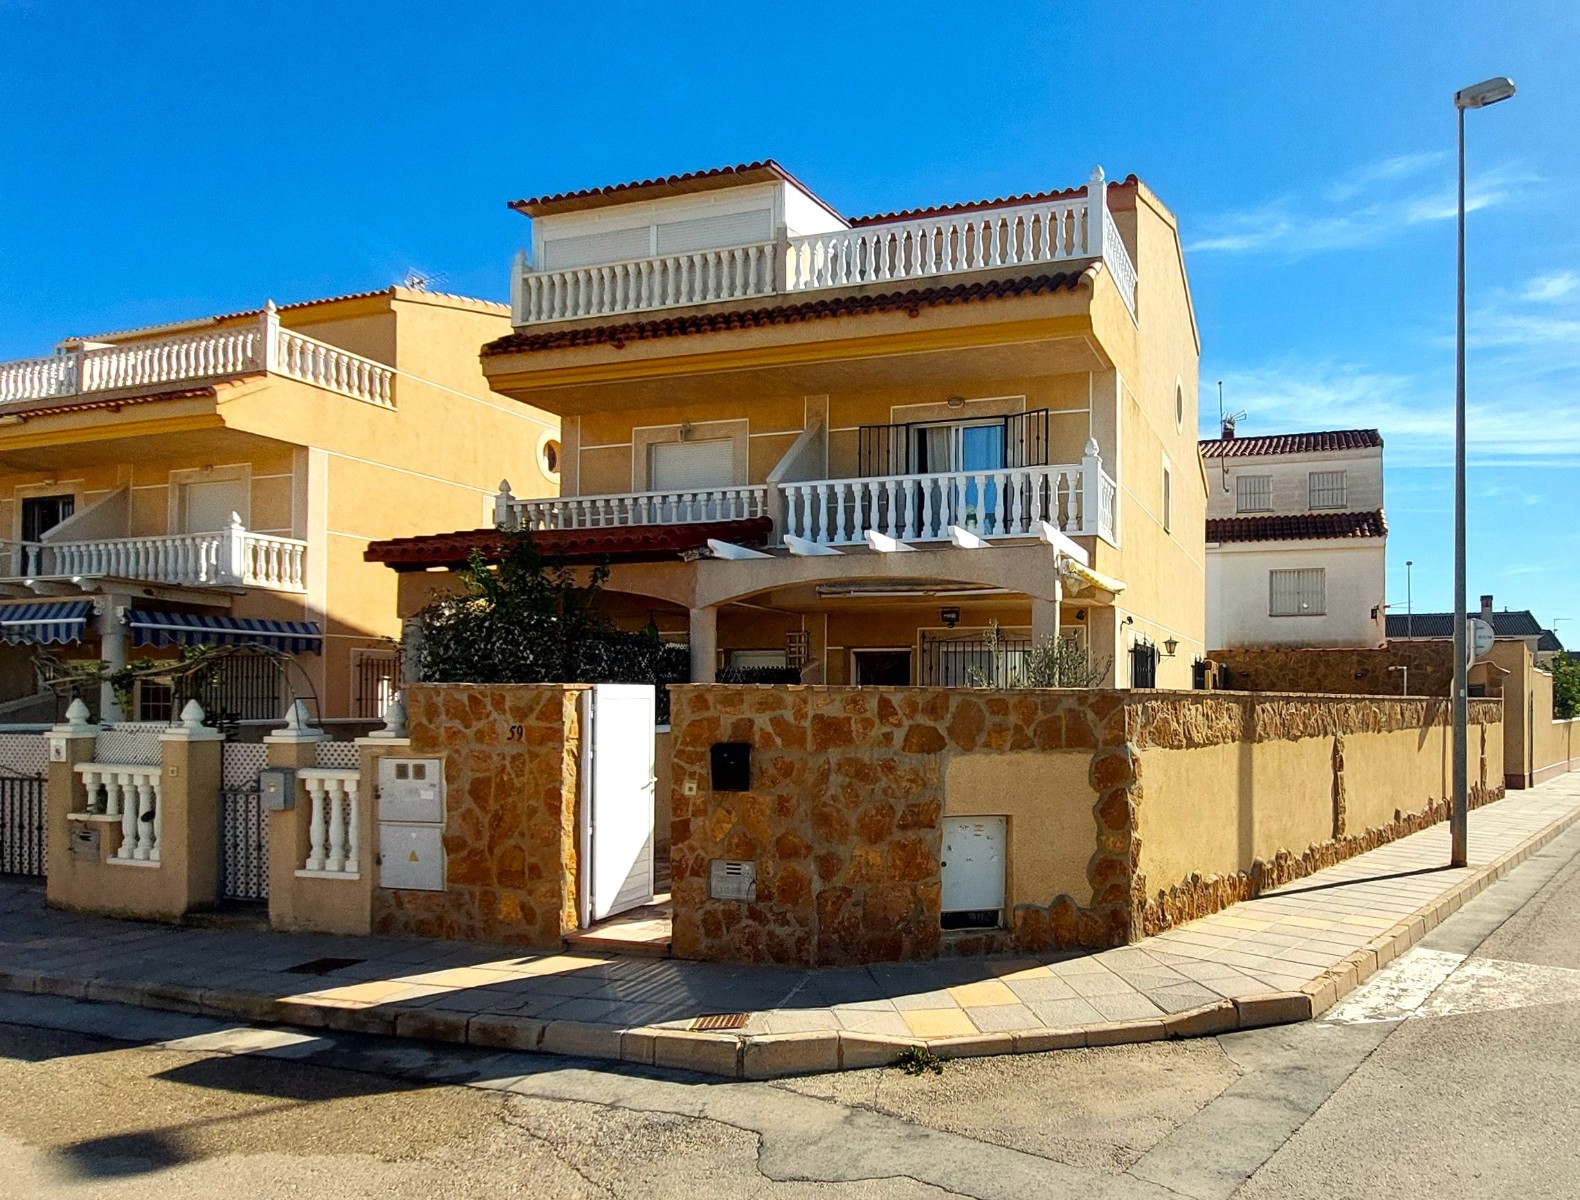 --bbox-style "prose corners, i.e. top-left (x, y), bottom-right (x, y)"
top-left (1452, 76), bottom-right (1516, 868)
